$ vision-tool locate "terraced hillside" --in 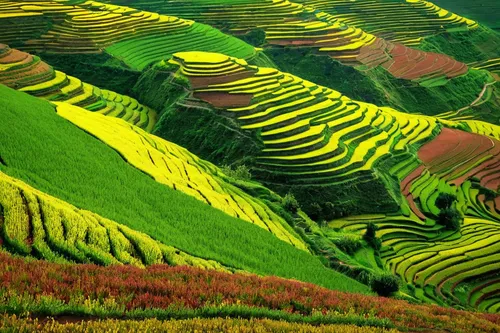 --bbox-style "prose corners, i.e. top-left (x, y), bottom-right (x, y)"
top-left (431, 0), bottom-right (500, 31)
top-left (99, 0), bottom-right (500, 124)
top-left (0, 0), bottom-right (257, 70)
top-left (153, 52), bottom-right (493, 208)
top-left (293, 0), bottom-right (500, 69)
top-left (0, 169), bottom-right (231, 270)
top-left (145, 51), bottom-right (500, 311)
top-left (102, 0), bottom-right (471, 87)
top-left (2, 0), bottom-right (500, 325)
top-left (55, 102), bottom-right (305, 249)
top-left (330, 128), bottom-right (500, 311)
top-left (1, 84), bottom-right (374, 293)
top-left (0, 44), bottom-right (157, 130)
top-left (294, 0), bottom-right (478, 46)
